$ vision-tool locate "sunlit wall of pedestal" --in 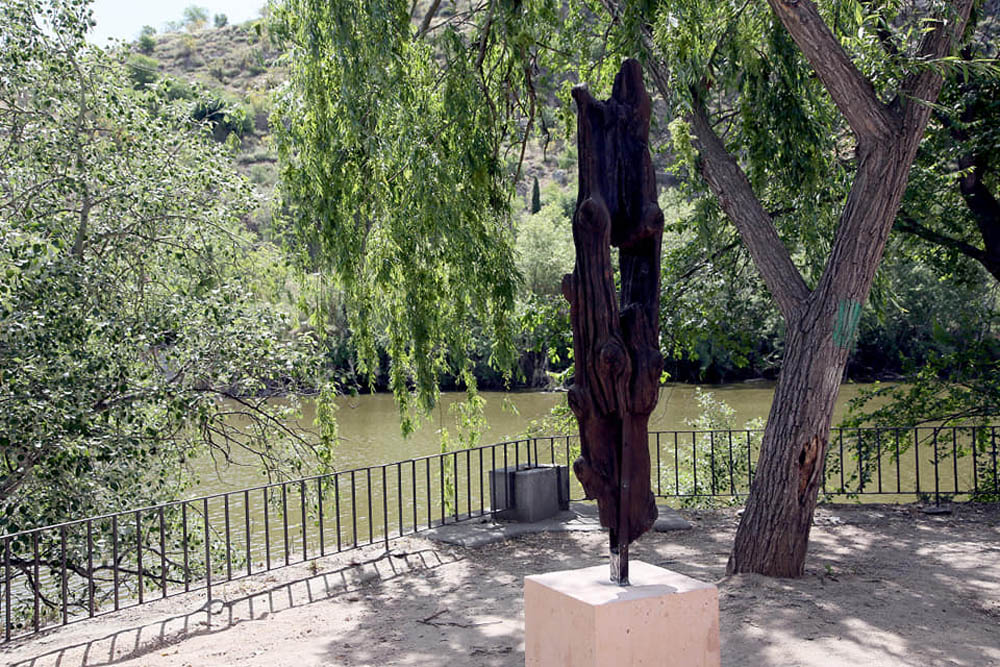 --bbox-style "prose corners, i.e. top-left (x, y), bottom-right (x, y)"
top-left (524, 560), bottom-right (720, 667)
